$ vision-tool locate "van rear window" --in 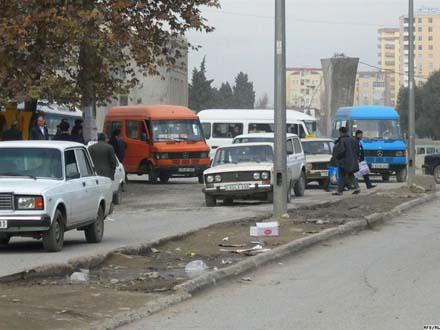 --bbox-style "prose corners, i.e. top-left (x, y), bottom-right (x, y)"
top-left (212, 123), bottom-right (243, 138)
